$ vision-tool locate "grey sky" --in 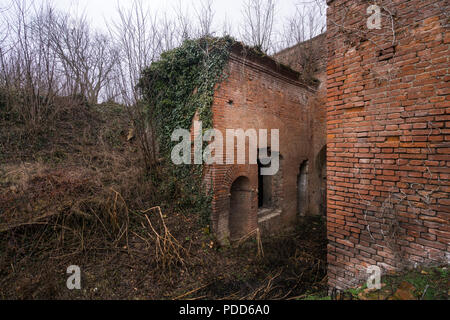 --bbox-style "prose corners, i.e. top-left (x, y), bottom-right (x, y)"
top-left (0, 0), bottom-right (327, 52)
top-left (49, 0), bottom-right (308, 38)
